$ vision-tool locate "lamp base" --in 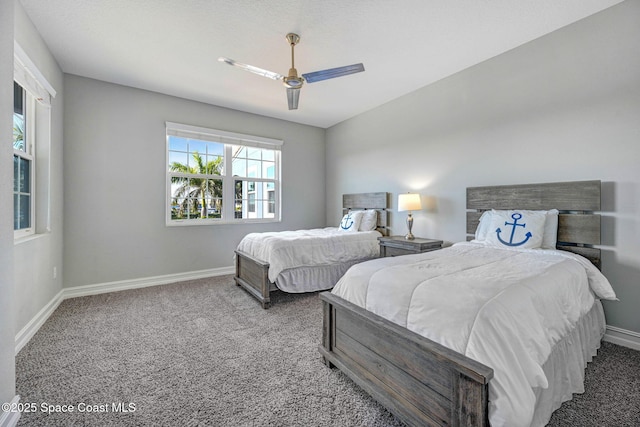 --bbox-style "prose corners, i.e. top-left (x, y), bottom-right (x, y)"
top-left (405, 212), bottom-right (415, 240)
